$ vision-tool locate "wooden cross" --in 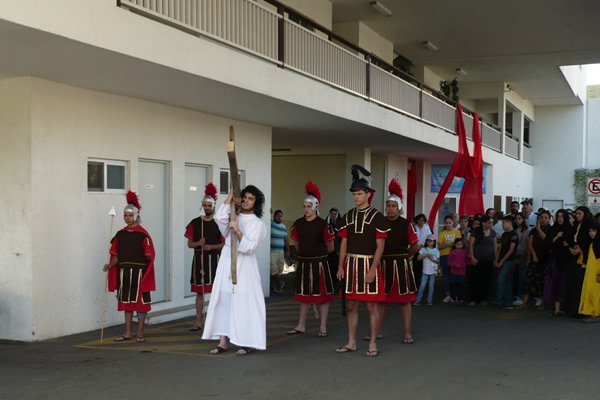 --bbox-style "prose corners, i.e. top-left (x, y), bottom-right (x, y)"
top-left (227, 125), bottom-right (242, 285)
